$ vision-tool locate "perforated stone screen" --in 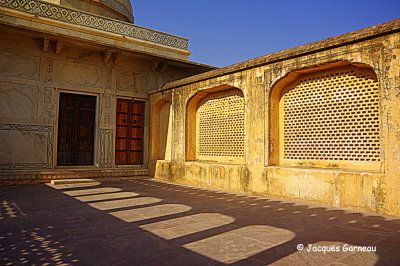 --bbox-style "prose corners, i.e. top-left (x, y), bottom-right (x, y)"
top-left (281, 67), bottom-right (380, 166)
top-left (196, 90), bottom-right (245, 161)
